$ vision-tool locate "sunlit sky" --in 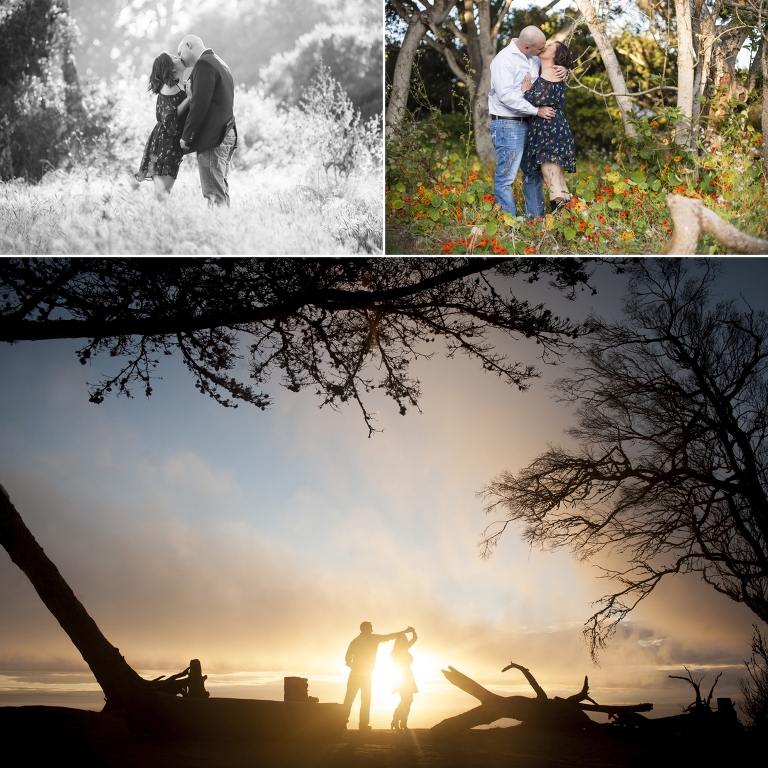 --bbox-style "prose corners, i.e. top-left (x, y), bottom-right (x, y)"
top-left (1, 258), bottom-right (767, 728)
